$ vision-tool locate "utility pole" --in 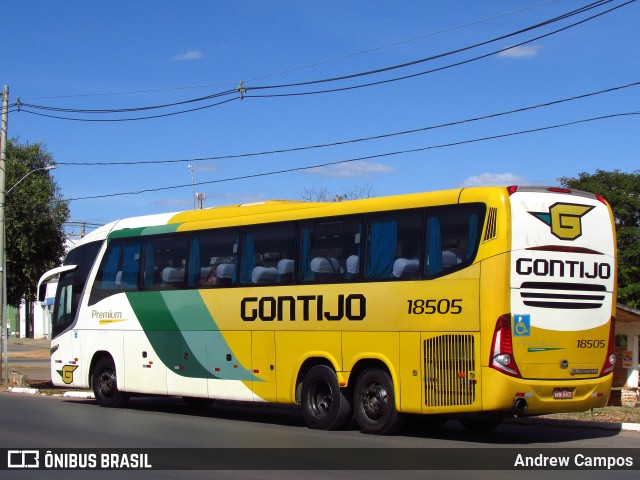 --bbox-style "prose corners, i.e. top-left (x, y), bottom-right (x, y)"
top-left (0, 85), bottom-right (9, 385)
top-left (188, 164), bottom-right (195, 209)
